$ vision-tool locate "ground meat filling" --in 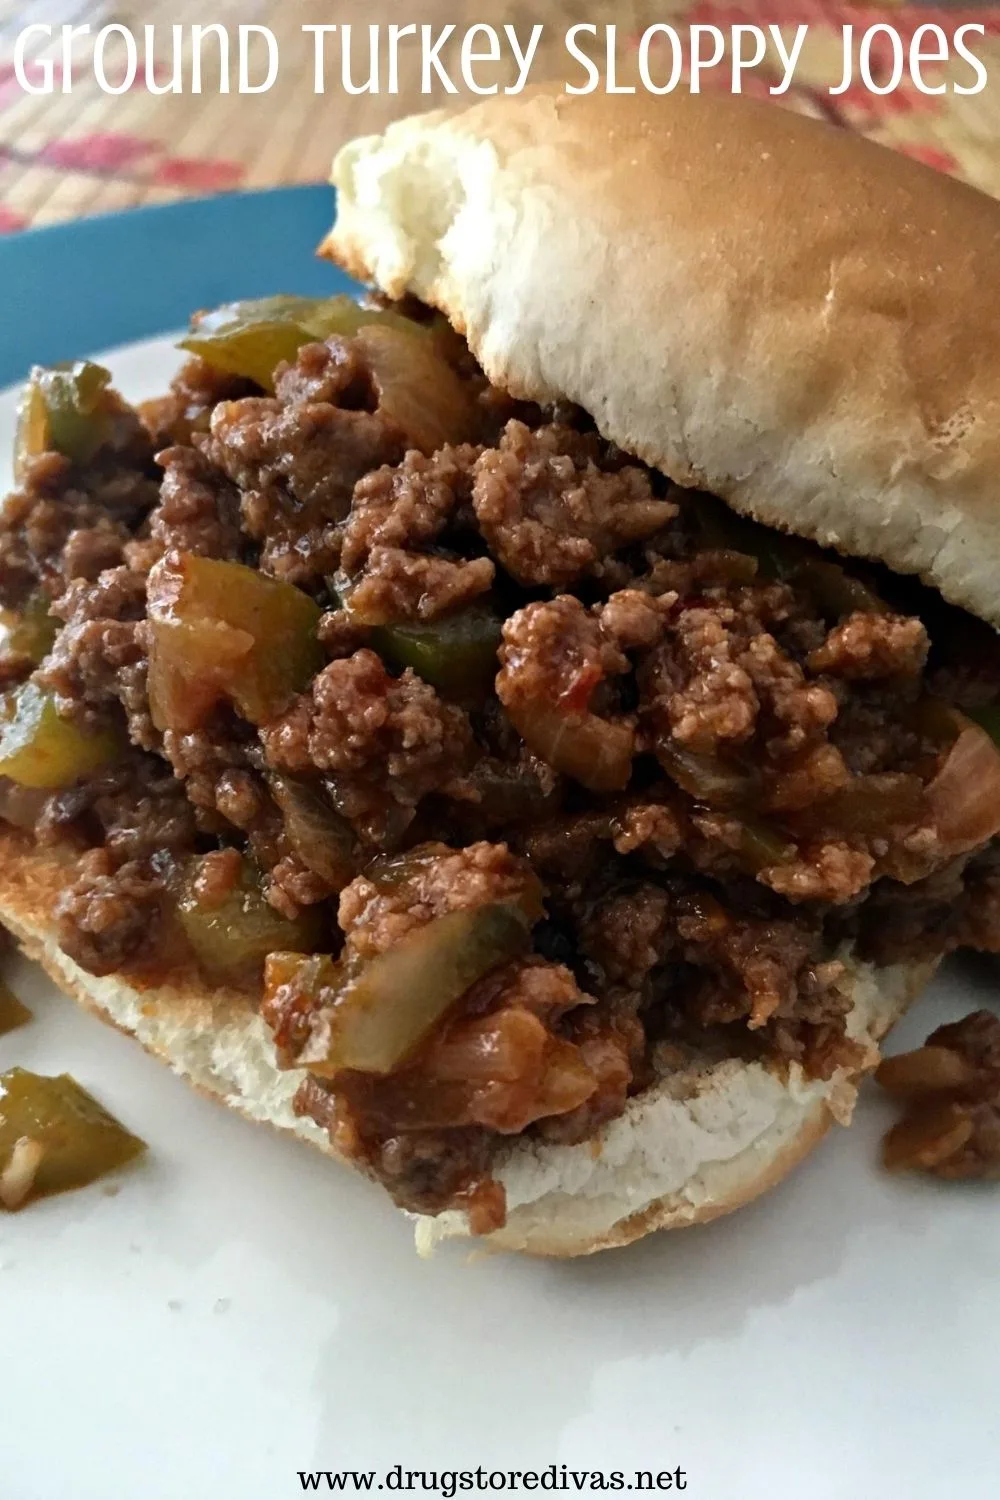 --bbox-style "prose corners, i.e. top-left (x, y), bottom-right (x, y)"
top-left (148, 446), bottom-right (245, 563)
top-left (472, 421), bottom-right (677, 586)
top-left (55, 845), bottom-right (166, 976)
top-left (3, 319), bottom-right (1000, 1227)
top-left (261, 650), bottom-right (473, 843)
top-left (277, 844), bottom-right (603, 1219)
top-left (339, 445), bottom-right (492, 623)
top-left (877, 1010), bottom-right (1000, 1179)
top-left (0, 400), bottom-right (157, 611)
